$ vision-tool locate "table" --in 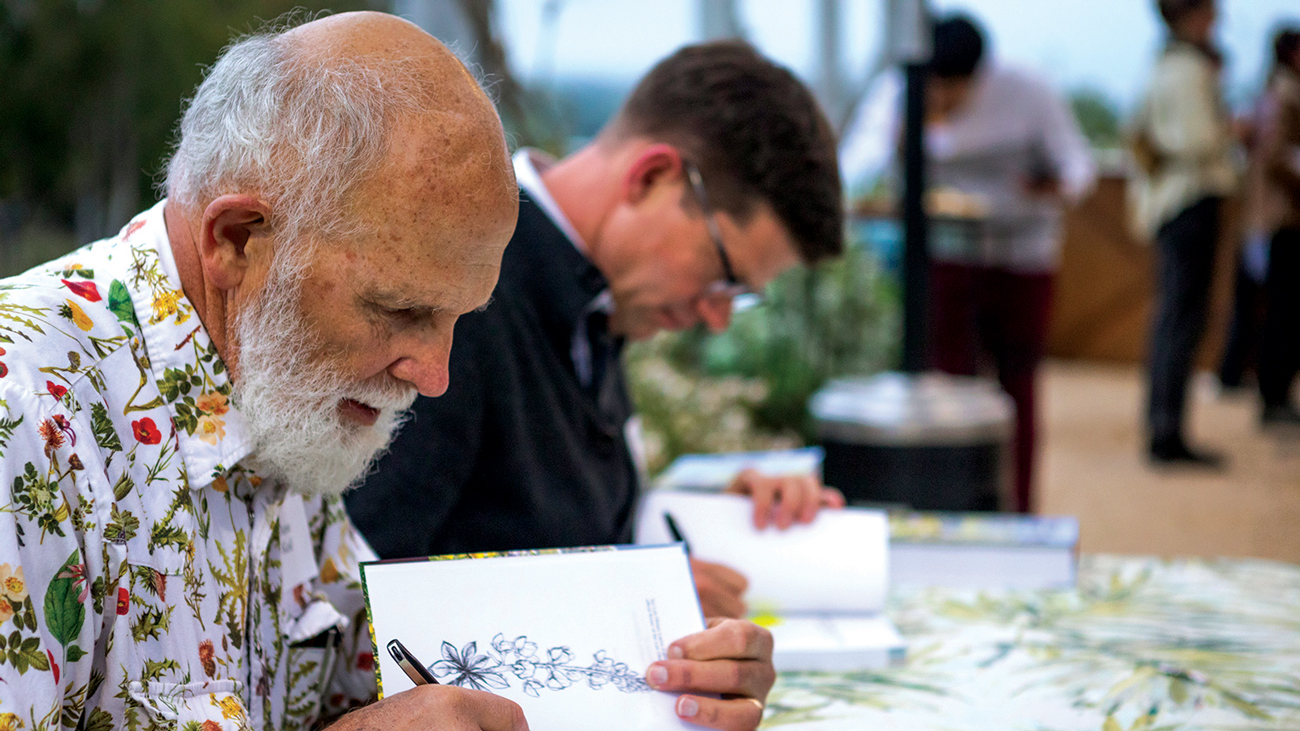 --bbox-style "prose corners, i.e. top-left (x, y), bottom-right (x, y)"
top-left (764, 555), bottom-right (1300, 730)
